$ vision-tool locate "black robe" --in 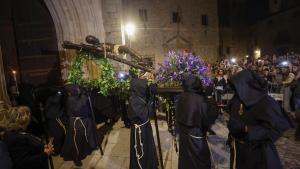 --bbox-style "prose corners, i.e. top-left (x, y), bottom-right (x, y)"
top-left (44, 92), bottom-right (67, 154)
top-left (90, 90), bottom-right (116, 124)
top-left (176, 75), bottom-right (218, 169)
top-left (128, 79), bottom-right (158, 169)
top-left (61, 85), bottom-right (98, 161)
top-left (0, 140), bottom-right (12, 169)
top-left (227, 70), bottom-right (293, 169)
top-left (4, 131), bottom-right (49, 169)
